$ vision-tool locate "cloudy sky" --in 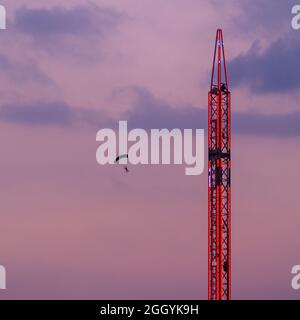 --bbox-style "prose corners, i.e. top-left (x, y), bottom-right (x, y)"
top-left (0, 0), bottom-right (299, 299)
